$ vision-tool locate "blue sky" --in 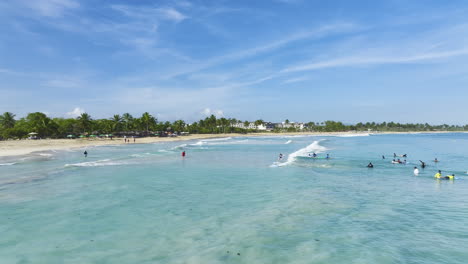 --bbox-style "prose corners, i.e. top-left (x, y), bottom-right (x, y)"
top-left (1, 0), bottom-right (468, 124)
